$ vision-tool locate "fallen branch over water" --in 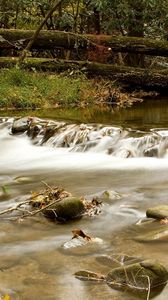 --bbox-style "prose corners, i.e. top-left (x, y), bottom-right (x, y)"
top-left (0, 185), bottom-right (101, 221)
top-left (0, 199), bottom-right (30, 216)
